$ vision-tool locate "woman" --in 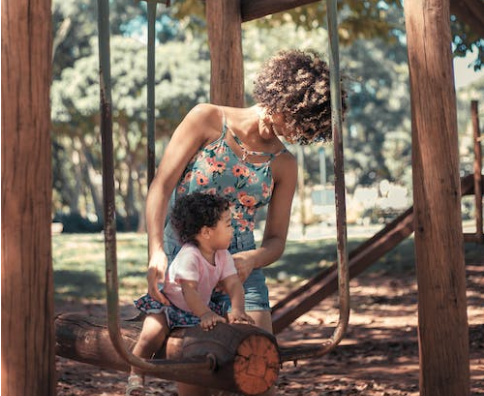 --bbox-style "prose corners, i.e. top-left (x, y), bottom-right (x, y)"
top-left (143, 49), bottom-right (346, 395)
